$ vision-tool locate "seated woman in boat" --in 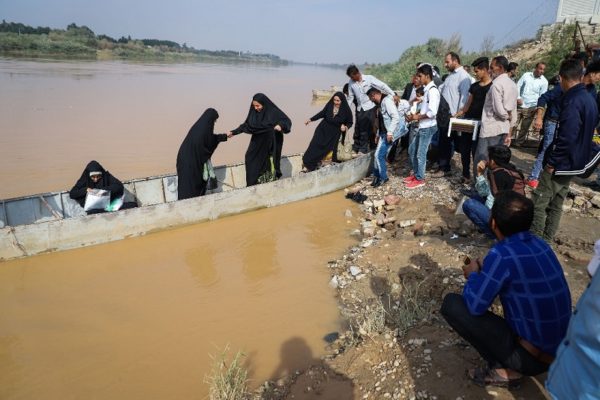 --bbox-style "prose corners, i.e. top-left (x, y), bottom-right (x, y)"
top-left (177, 108), bottom-right (228, 200)
top-left (303, 91), bottom-right (353, 172)
top-left (69, 160), bottom-right (132, 214)
top-left (228, 93), bottom-right (291, 186)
